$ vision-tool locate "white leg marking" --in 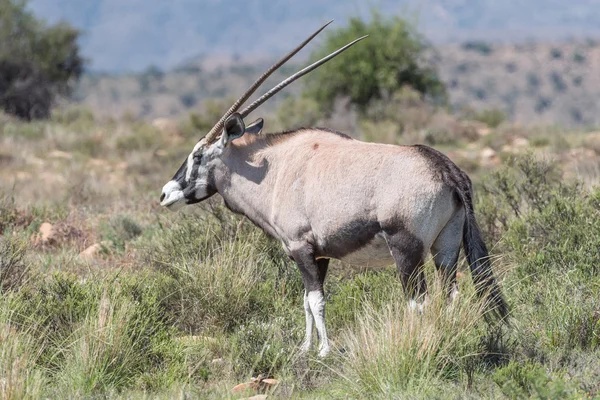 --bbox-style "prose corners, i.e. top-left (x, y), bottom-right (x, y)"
top-left (307, 290), bottom-right (330, 357)
top-left (450, 283), bottom-right (460, 302)
top-left (408, 299), bottom-right (418, 311)
top-left (408, 296), bottom-right (429, 314)
top-left (300, 291), bottom-right (313, 353)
